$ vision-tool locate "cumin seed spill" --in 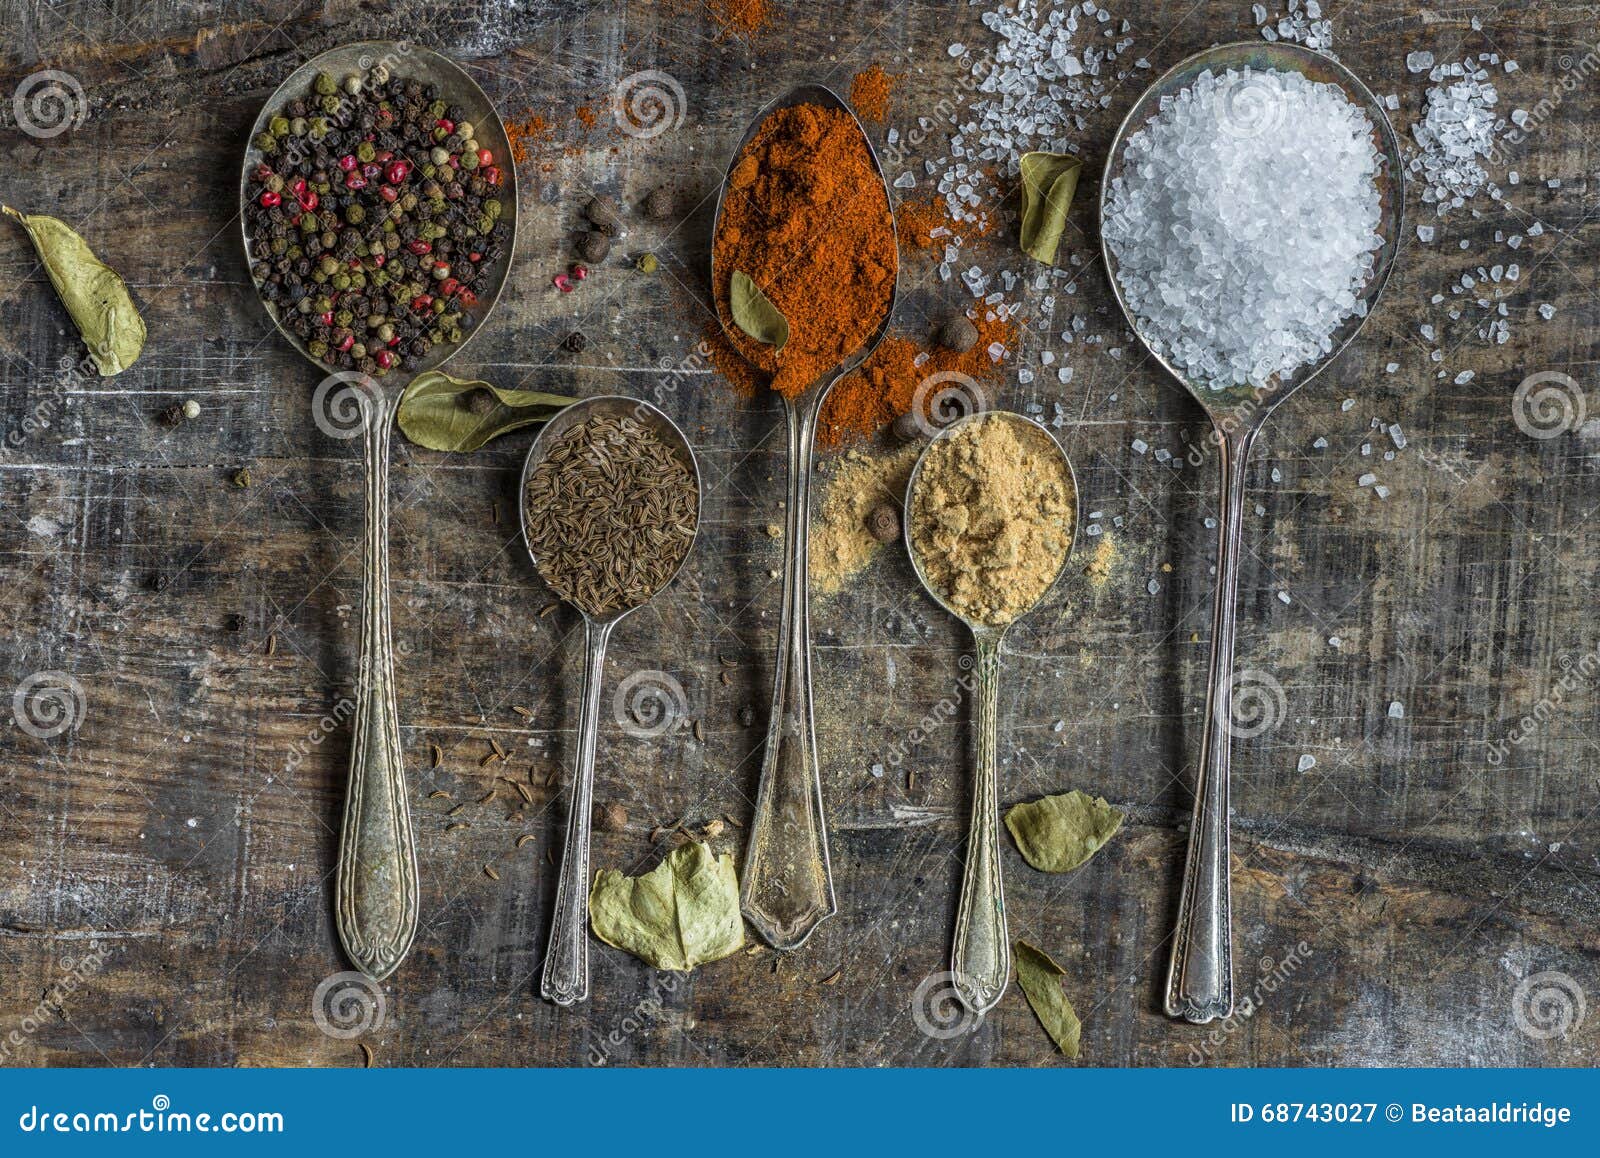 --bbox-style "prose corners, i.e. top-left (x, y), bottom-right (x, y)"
top-left (523, 414), bottom-right (697, 615)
